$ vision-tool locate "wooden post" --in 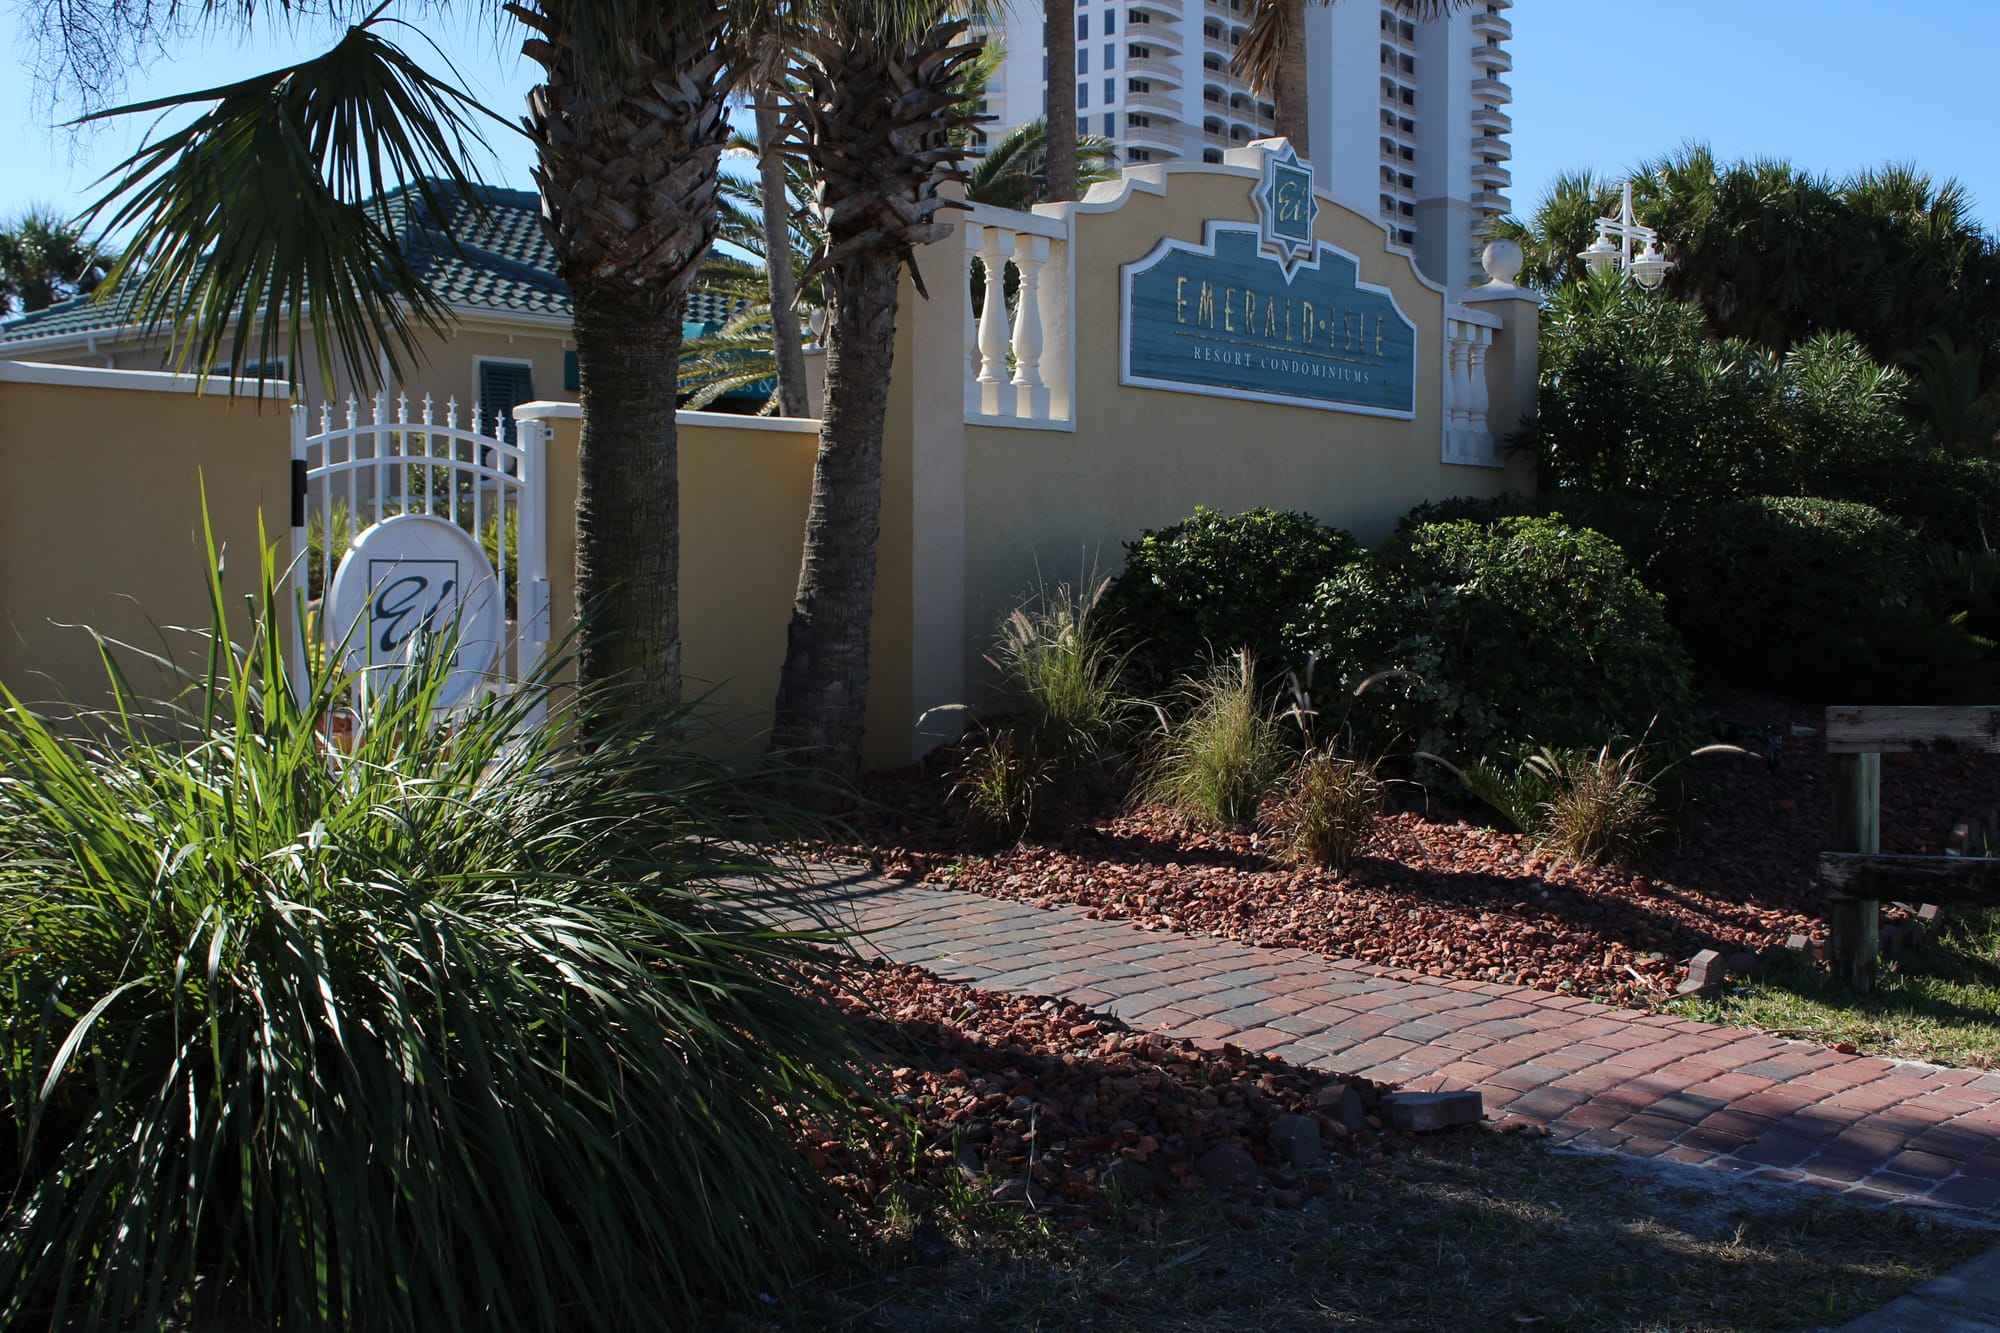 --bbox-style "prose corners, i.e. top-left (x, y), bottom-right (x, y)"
top-left (1829, 751), bottom-right (1882, 990)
